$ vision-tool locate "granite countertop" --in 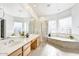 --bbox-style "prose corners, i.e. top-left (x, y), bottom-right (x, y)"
top-left (0, 34), bottom-right (39, 56)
